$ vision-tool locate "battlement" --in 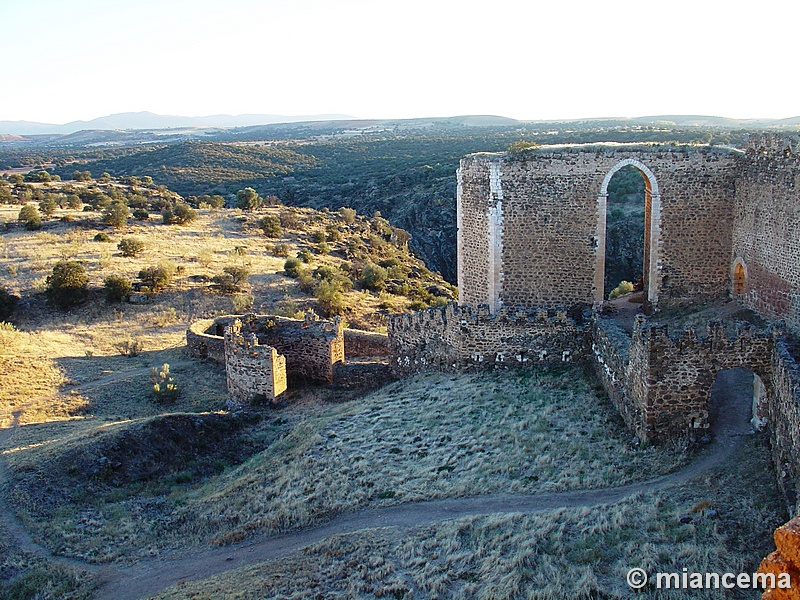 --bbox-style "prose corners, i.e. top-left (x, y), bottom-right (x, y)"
top-left (743, 133), bottom-right (800, 156)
